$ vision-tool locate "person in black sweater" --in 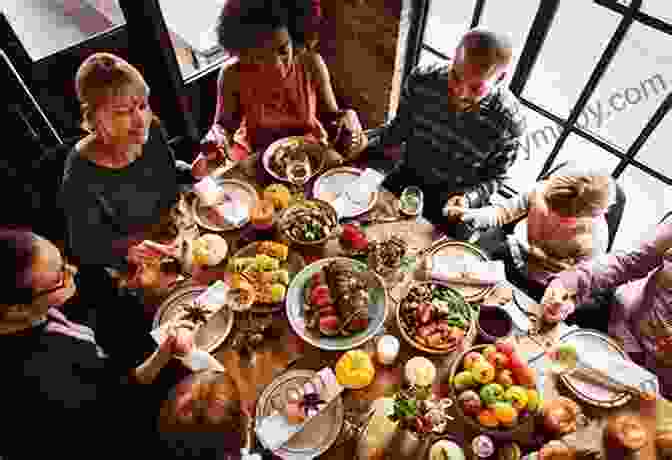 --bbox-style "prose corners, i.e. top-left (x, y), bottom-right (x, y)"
top-left (0, 228), bottom-right (194, 459)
